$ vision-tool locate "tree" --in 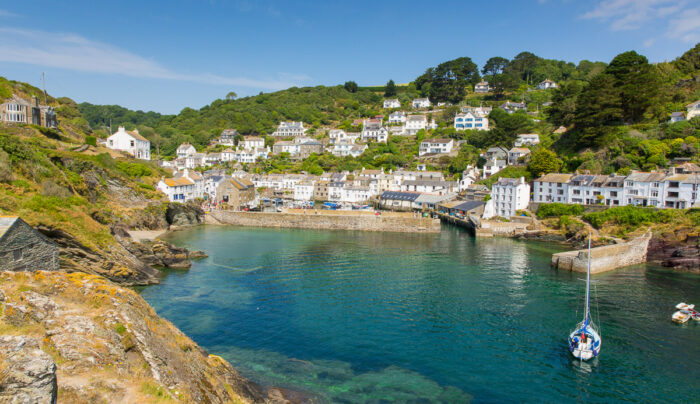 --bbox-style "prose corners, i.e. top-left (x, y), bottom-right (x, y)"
top-left (488, 108), bottom-right (534, 147)
top-left (490, 74), bottom-right (518, 99)
top-left (673, 43), bottom-right (700, 75)
top-left (482, 57), bottom-right (509, 77)
top-left (505, 52), bottom-right (540, 84)
top-left (571, 74), bottom-right (623, 146)
top-left (547, 81), bottom-right (585, 127)
top-left (384, 79), bottom-right (397, 97)
top-left (344, 81), bottom-right (358, 93)
top-left (226, 91), bottom-right (237, 101)
top-left (414, 57), bottom-right (481, 103)
top-left (527, 148), bottom-right (562, 177)
top-left (605, 51), bottom-right (661, 123)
